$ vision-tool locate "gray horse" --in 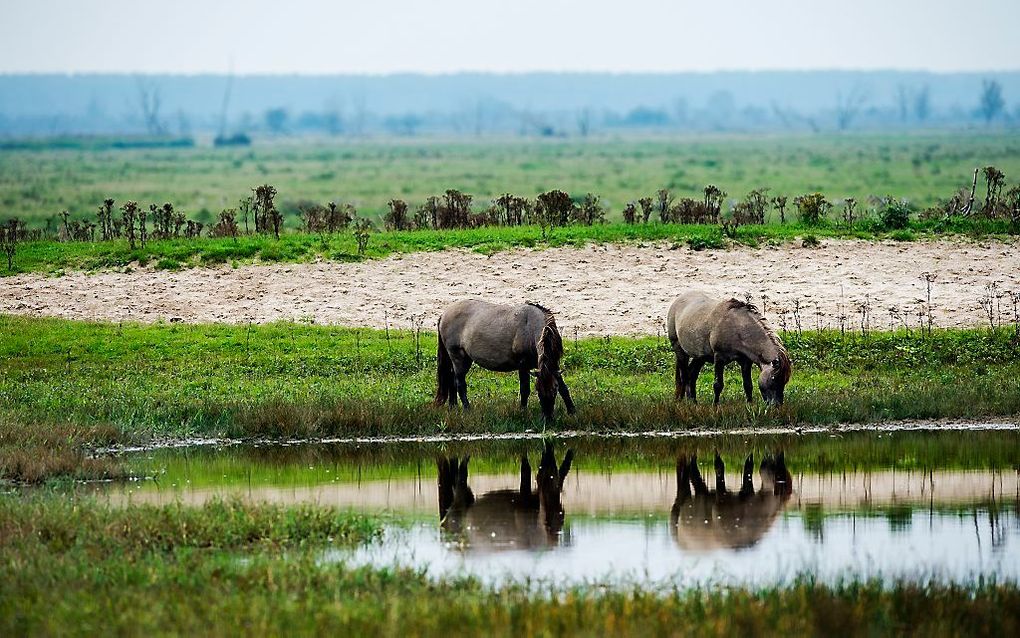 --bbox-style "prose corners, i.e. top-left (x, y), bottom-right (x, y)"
top-left (667, 291), bottom-right (791, 405)
top-left (436, 300), bottom-right (576, 420)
